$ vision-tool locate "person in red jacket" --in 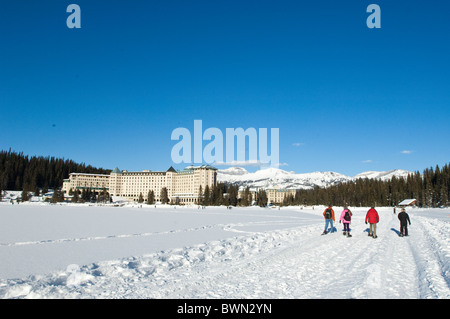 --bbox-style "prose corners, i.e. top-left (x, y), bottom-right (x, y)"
top-left (365, 207), bottom-right (380, 238)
